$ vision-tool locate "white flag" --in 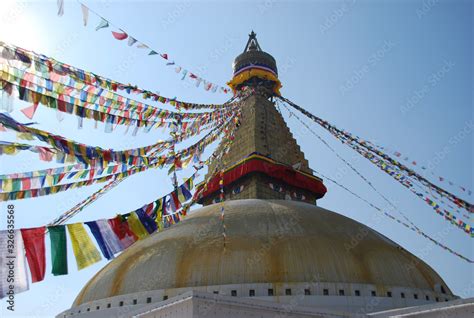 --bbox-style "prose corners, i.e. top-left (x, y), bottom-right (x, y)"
top-left (96, 220), bottom-right (123, 254)
top-left (127, 37), bottom-right (137, 47)
top-left (81, 4), bottom-right (89, 27)
top-left (0, 230), bottom-right (29, 299)
top-left (57, 0), bottom-right (64, 17)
